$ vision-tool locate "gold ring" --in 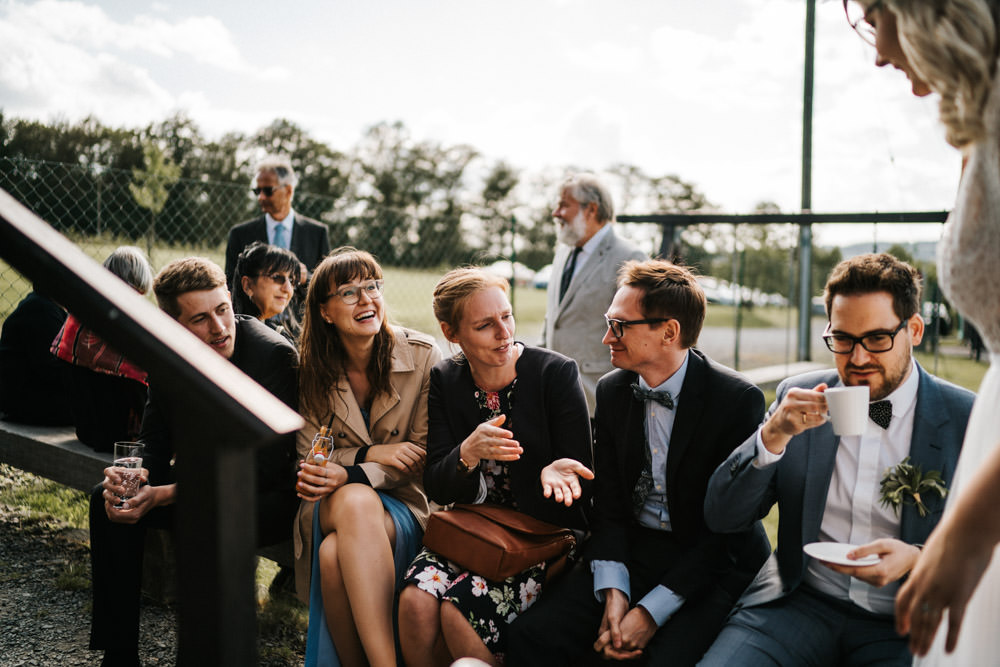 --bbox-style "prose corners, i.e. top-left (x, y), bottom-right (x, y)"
top-left (802, 412), bottom-right (807, 424)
